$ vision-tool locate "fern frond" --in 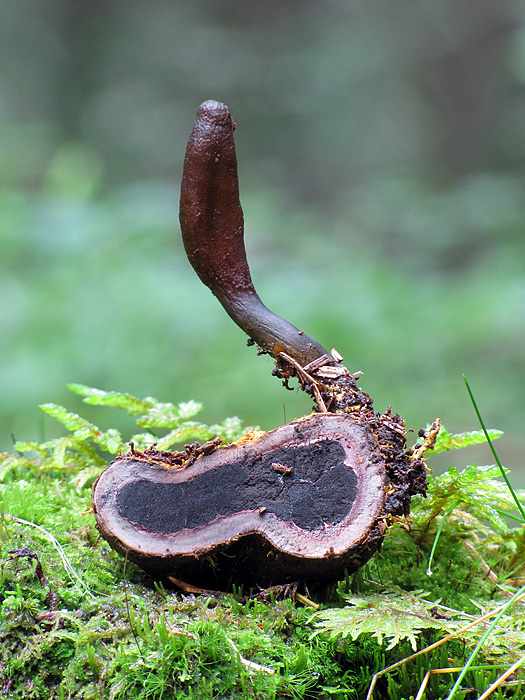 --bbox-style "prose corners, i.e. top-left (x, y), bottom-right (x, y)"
top-left (68, 383), bottom-right (157, 415)
top-left (314, 589), bottom-right (452, 651)
top-left (135, 400), bottom-right (203, 429)
top-left (430, 425), bottom-right (503, 455)
top-left (1, 385), bottom-right (253, 478)
top-left (414, 463), bottom-right (521, 533)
